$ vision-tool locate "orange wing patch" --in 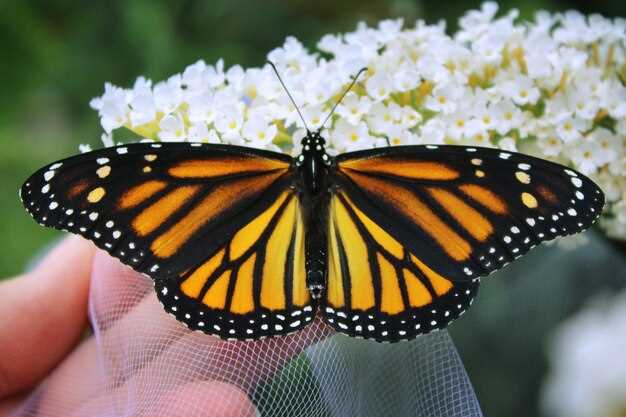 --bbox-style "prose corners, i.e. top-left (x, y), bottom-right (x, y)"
top-left (133, 185), bottom-right (201, 236)
top-left (537, 185), bottom-right (558, 204)
top-left (175, 191), bottom-right (308, 315)
top-left (327, 193), bottom-right (459, 314)
top-left (150, 171), bottom-right (284, 259)
top-left (340, 158), bottom-right (459, 180)
top-left (328, 193), bottom-right (375, 309)
top-left (427, 187), bottom-right (493, 241)
top-left (67, 179), bottom-right (90, 199)
top-left (118, 180), bottom-right (168, 209)
top-left (342, 170), bottom-right (472, 261)
top-left (458, 184), bottom-right (508, 215)
top-left (169, 155), bottom-right (290, 178)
